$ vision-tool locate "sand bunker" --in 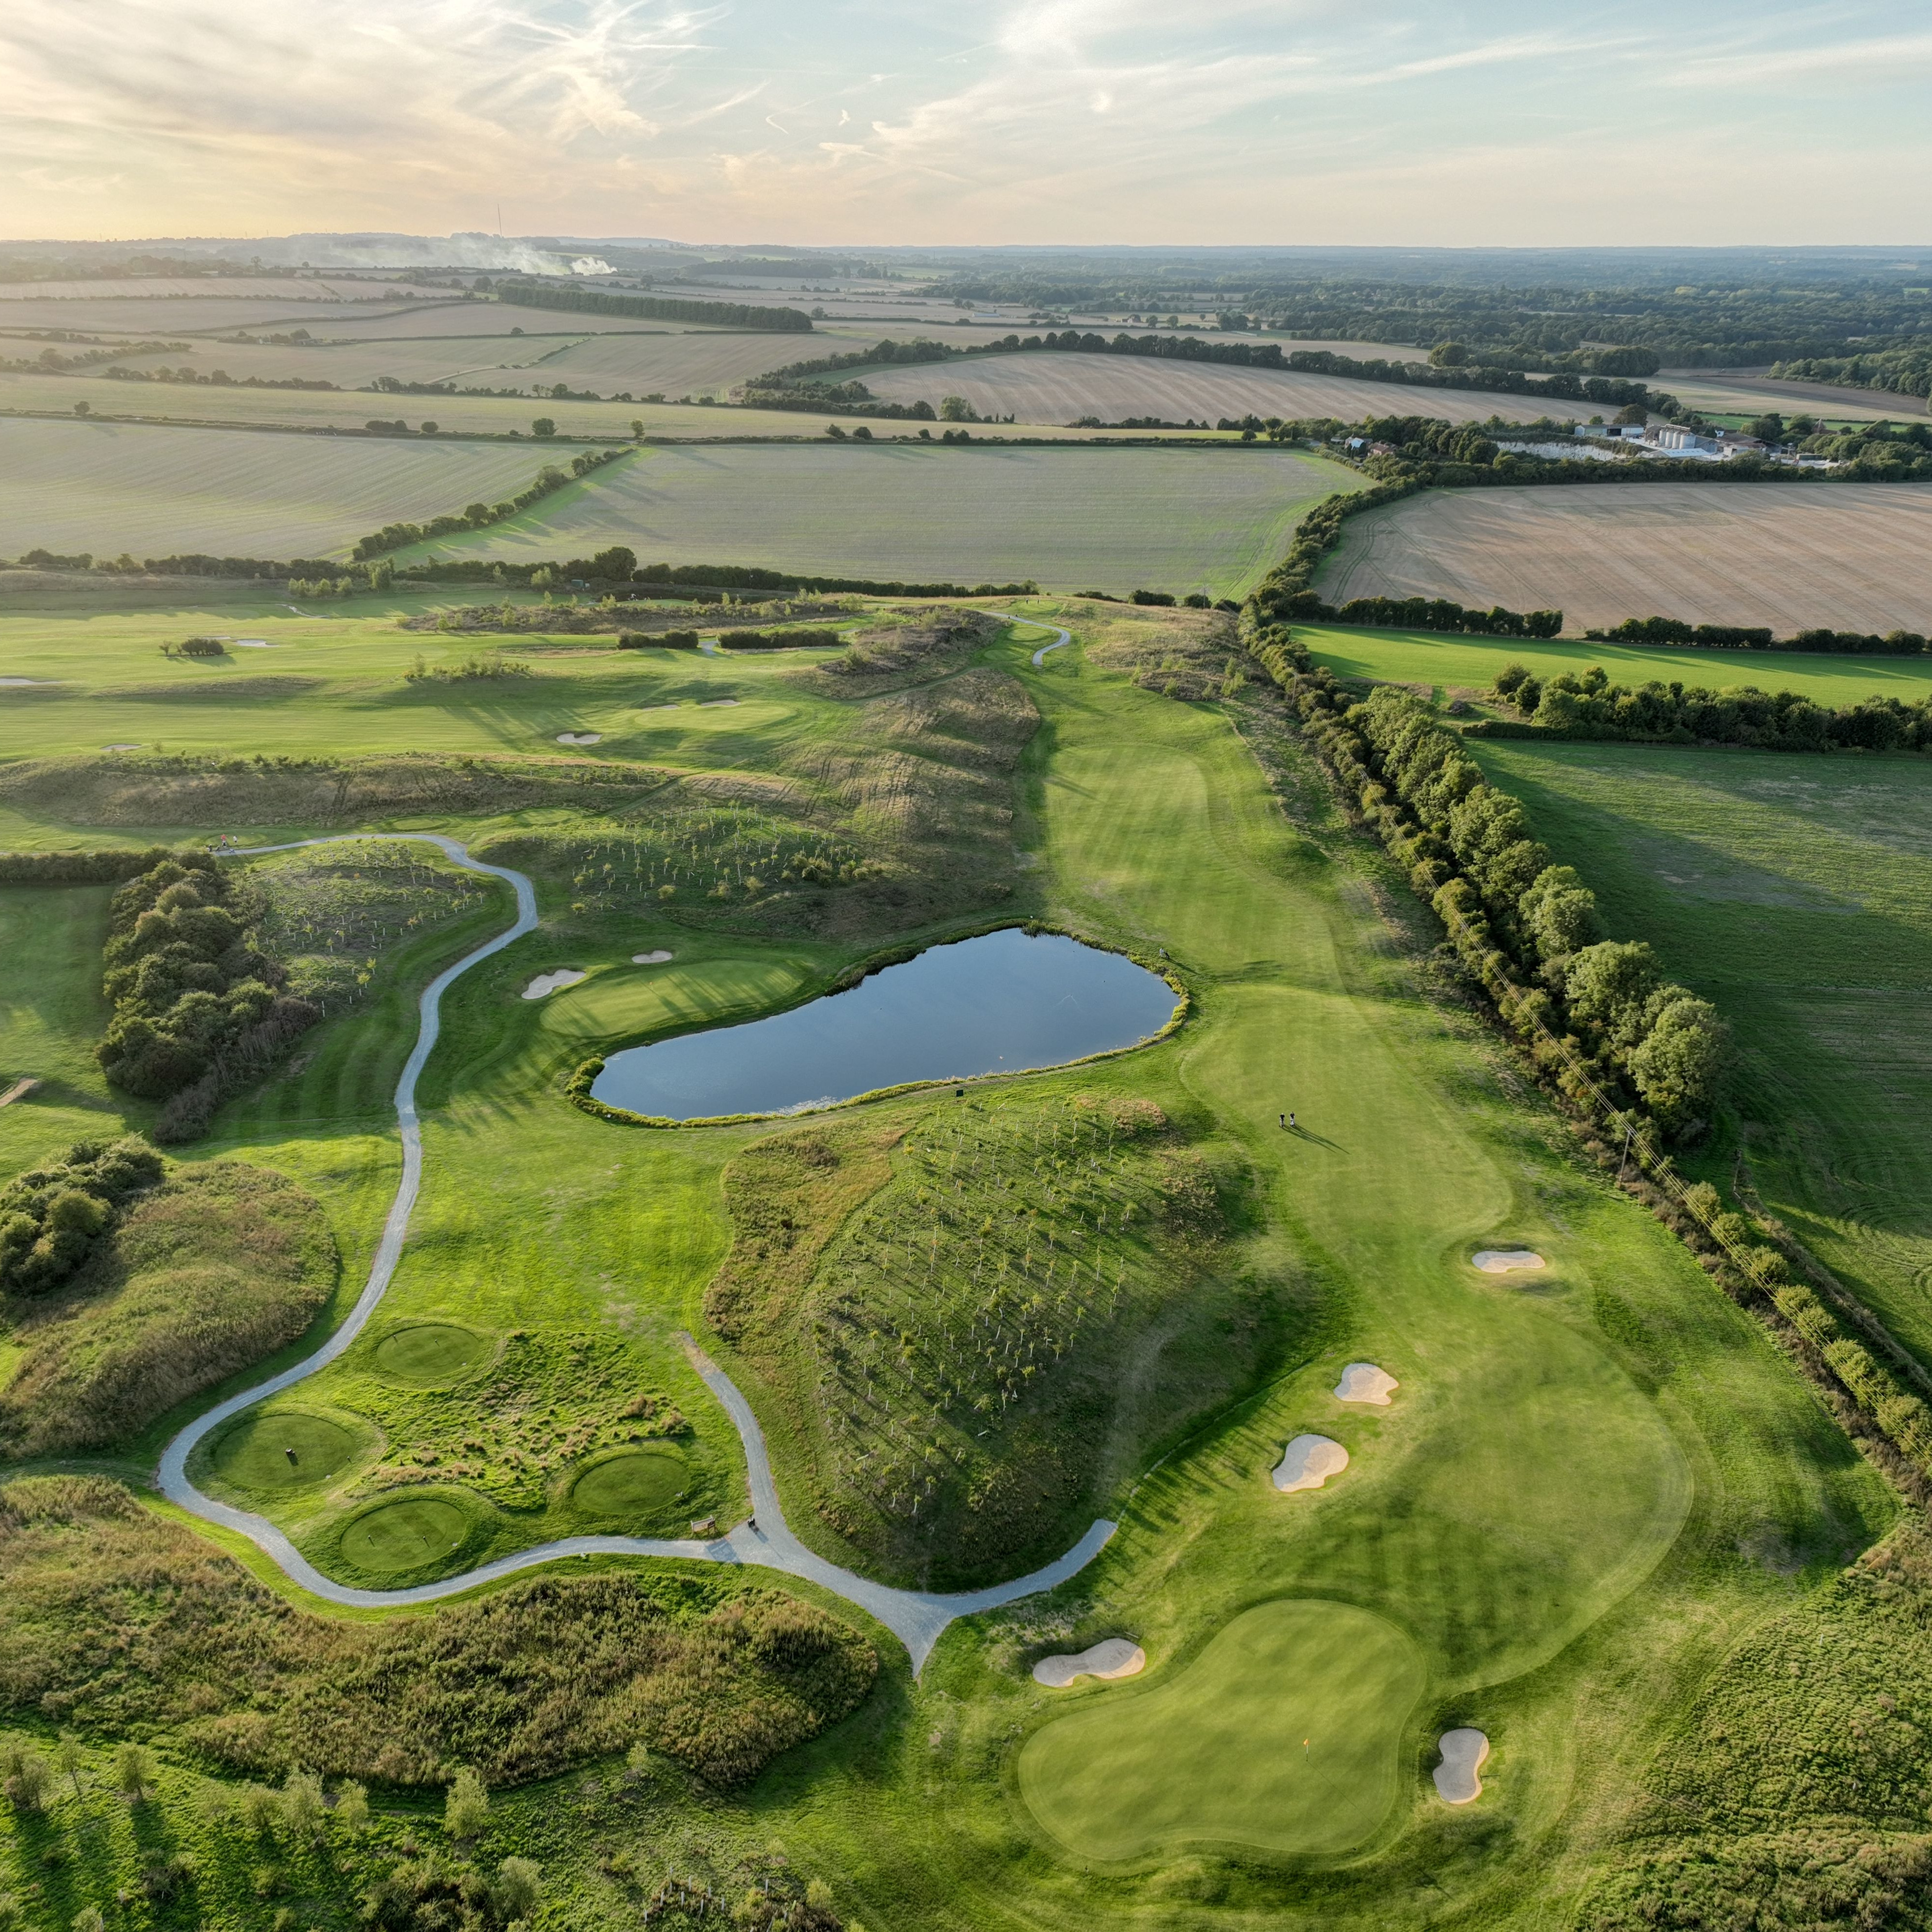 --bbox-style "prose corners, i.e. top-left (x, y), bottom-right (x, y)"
top-left (1333, 1362), bottom-right (1399, 1406)
top-left (1473, 1250), bottom-right (1546, 1273)
top-left (231, 638), bottom-right (273, 648)
top-left (1433, 1728), bottom-right (1489, 1803)
top-left (0, 677), bottom-right (52, 687)
top-left (556, 731), bottom-right (602, 745)
top-left (103, 742), bottom-right (141, 751)
top-left (1272, 1434), bottom-right (1349, 1493)
top-left (632, 950), bottom-right (674, 965)
top-left (699, 698), bottom-right (741, 708)
top-left (1033, 1638), bottom-right (1147, 1687)
top-left (522, 969), bottom-right (588, 1000)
